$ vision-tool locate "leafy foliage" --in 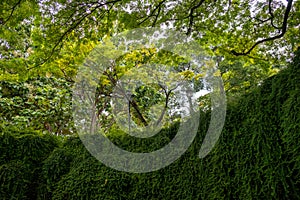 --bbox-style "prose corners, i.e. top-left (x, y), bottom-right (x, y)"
top-left (1, 48), bottom-right (300, 199)
top-left (0, 77), bottom-right (74, 134)
top-left (0, 128), bottom-right (59, 199)
top-left (1, 0), bottom-right (299, 83)
top-left (0, 0), bottom-right (300, 198)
